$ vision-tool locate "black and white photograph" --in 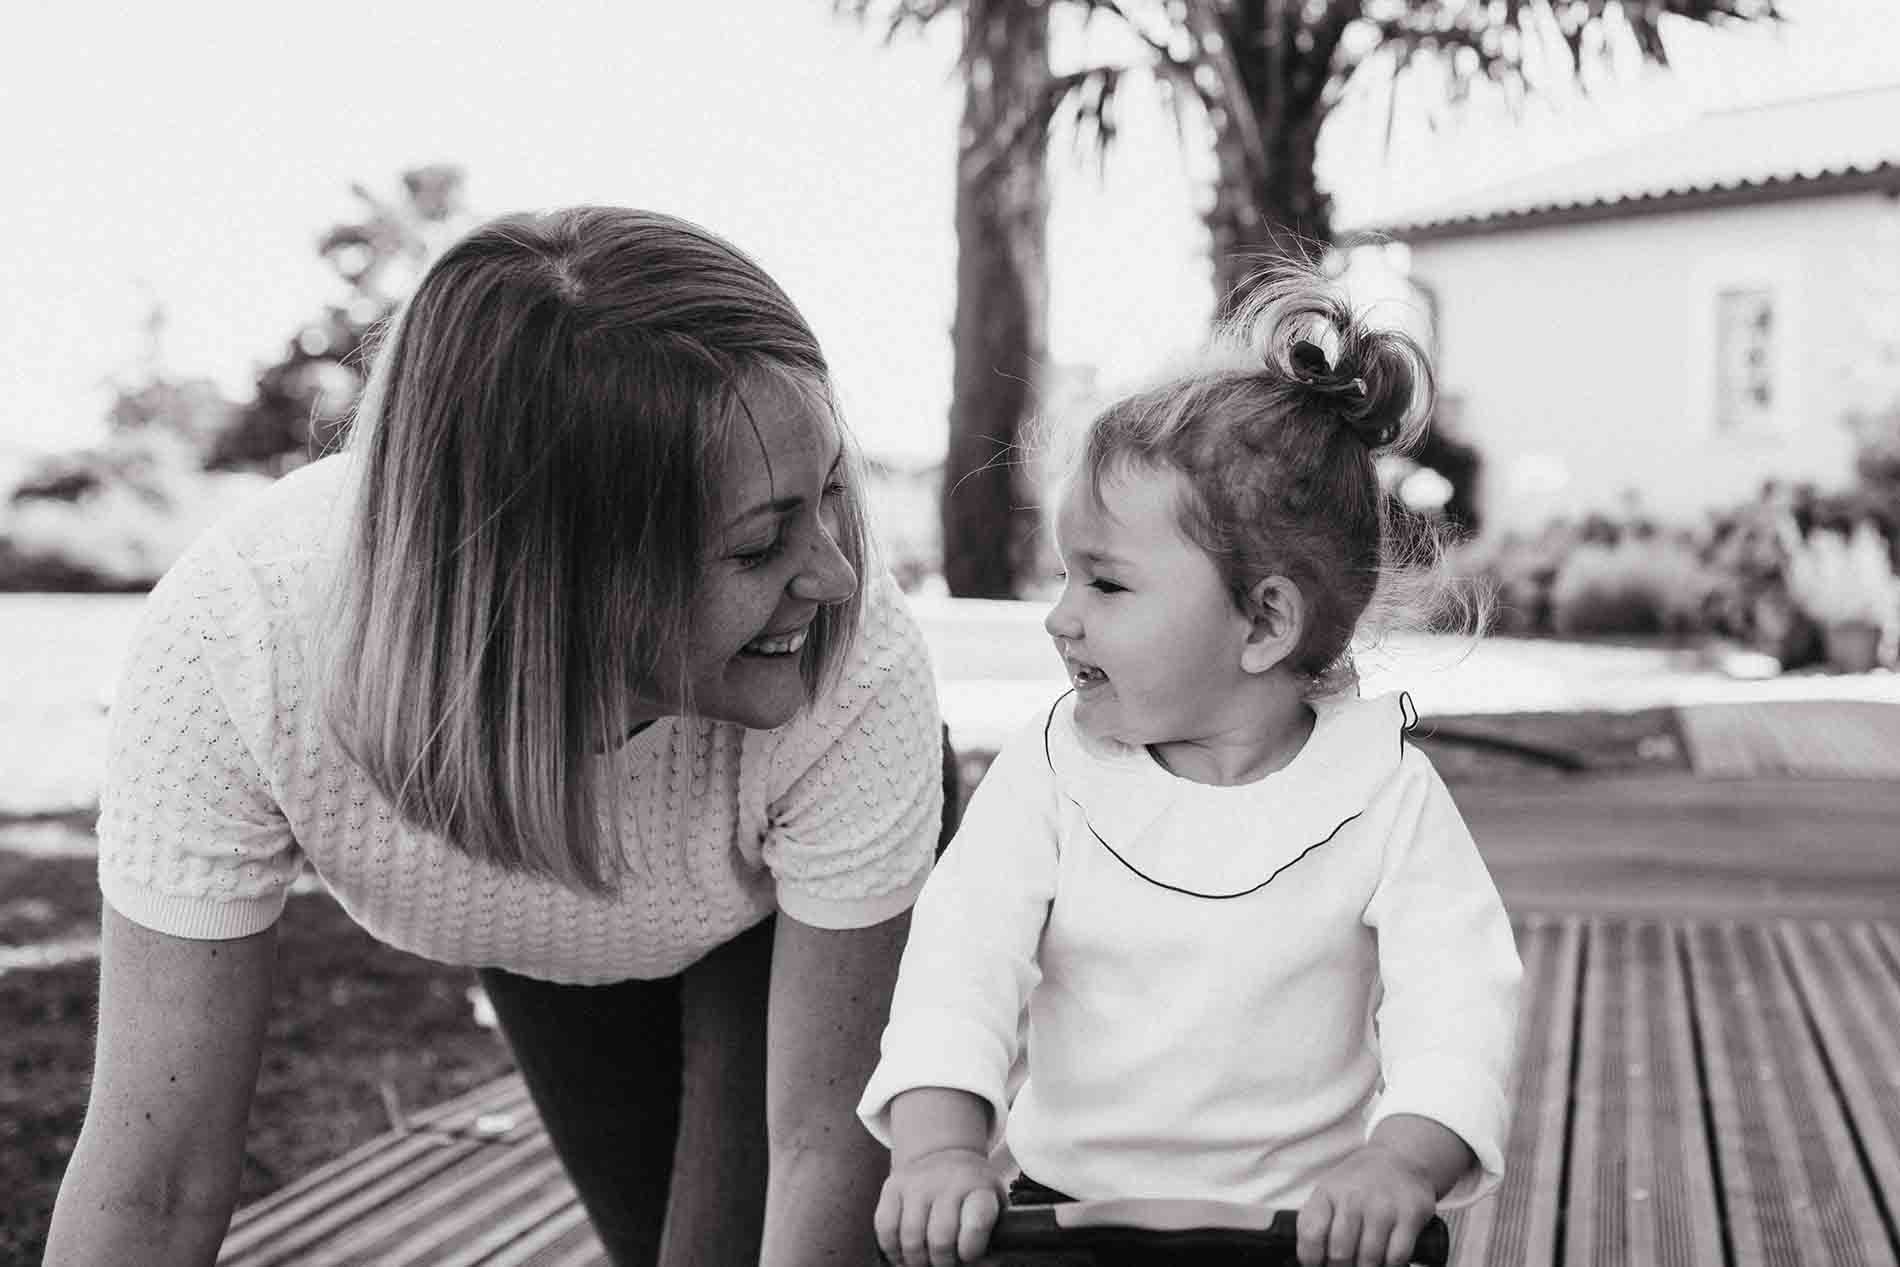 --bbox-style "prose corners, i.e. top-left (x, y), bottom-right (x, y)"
top-left (5, 2), bottom-right (1899, 1264)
